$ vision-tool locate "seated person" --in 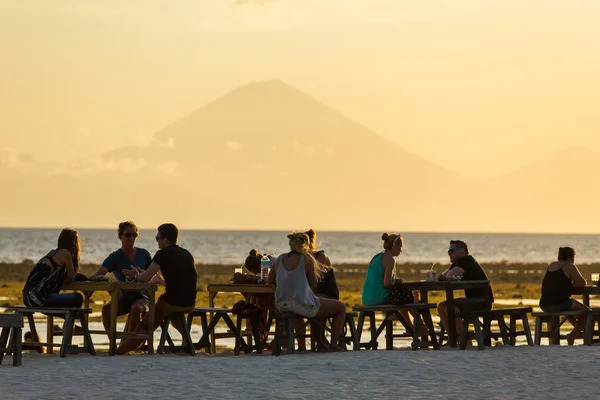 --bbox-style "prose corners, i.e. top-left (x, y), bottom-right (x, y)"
top-left (540, 246), bottom-right (588, 345)
top-left (93, 221), bottom-right (160, 334)
top-left (116, 223), bottom-right (197, 355)
top-left (437, 240), bottom-right (494, 335)
top-left (362, 233), bottom-right (426, 336)
top-left (268, 232), bottom-right (347, 352)
top-left (305, 229), bottom-right (339, 300)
